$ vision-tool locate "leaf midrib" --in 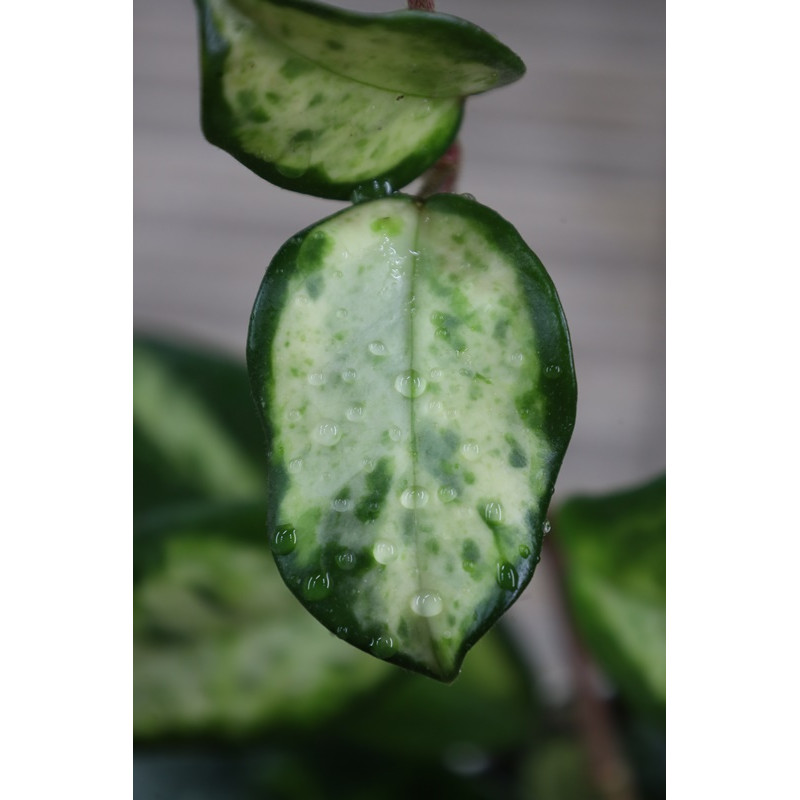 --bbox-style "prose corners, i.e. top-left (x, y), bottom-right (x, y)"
top-left (406, 207), bottom-right (447, 675)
